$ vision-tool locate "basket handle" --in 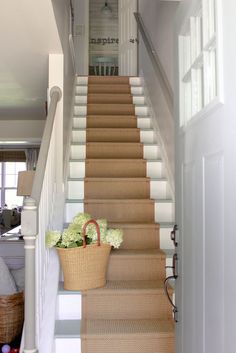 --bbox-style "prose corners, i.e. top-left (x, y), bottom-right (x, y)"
top-left (82, 219), bottom-right (101, 248)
